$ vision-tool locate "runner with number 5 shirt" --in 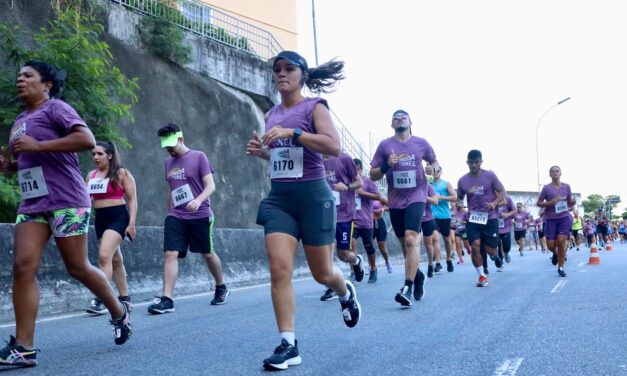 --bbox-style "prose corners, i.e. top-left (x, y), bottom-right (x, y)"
top-left (456, 150), bottom-right (505, 287)
top-left (537, 165), bottom-right (576, 277)
top-left (370, 109), bottom-right (440, 307)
